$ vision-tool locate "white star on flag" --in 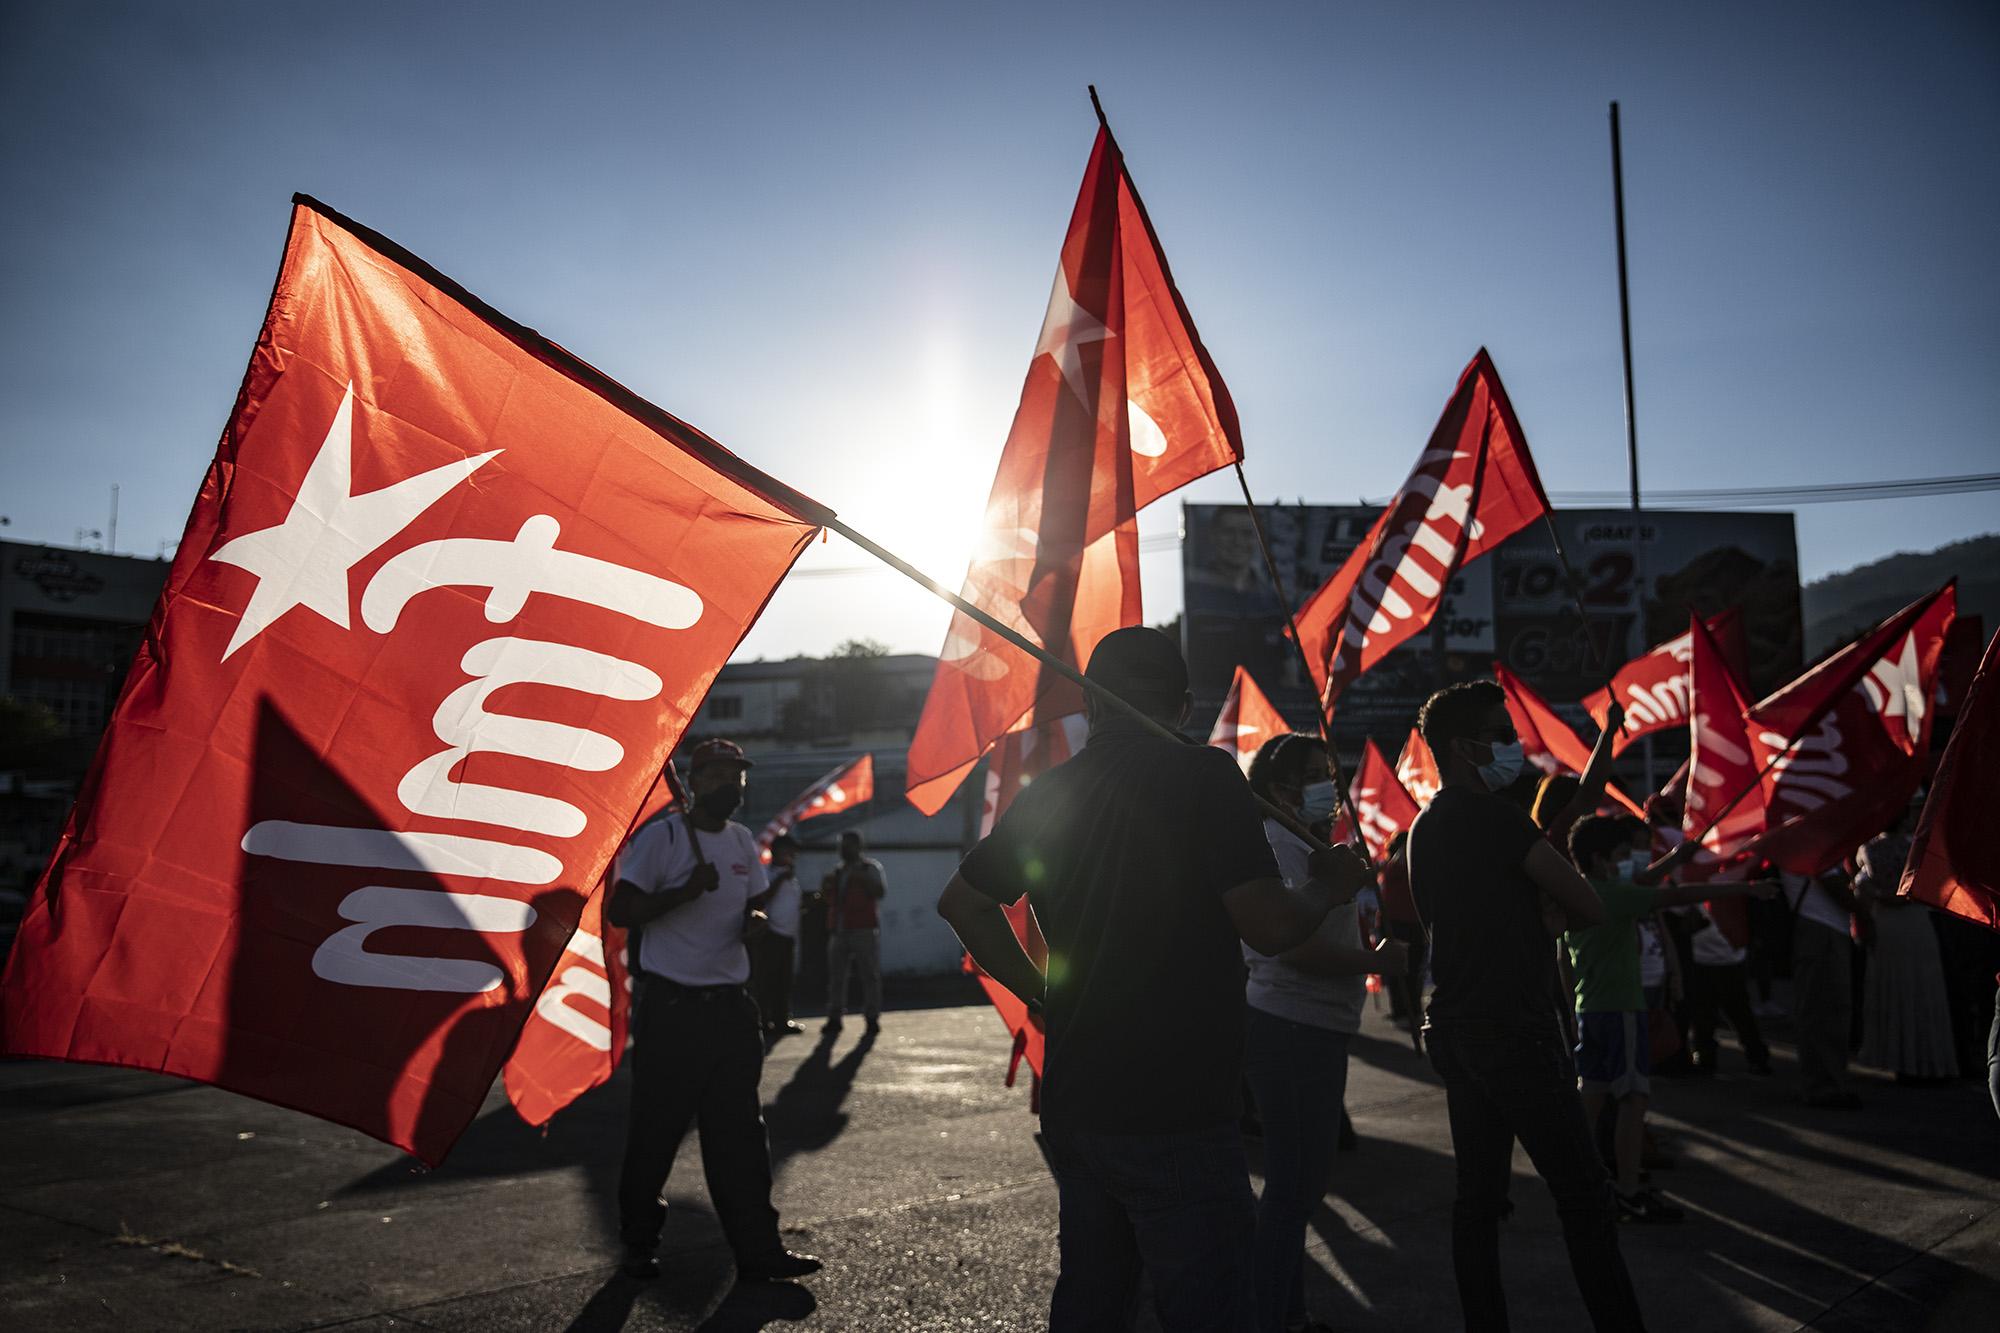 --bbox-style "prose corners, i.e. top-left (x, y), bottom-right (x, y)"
top-left (210, 383), bottom-right (499, 659)
top-left (1033, 264), bottom-right (1113, 406)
